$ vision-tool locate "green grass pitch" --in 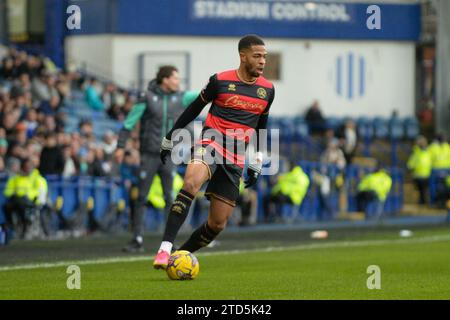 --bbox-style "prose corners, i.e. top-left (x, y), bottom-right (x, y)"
top-left (1, 226), bottom-right (450, 299)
